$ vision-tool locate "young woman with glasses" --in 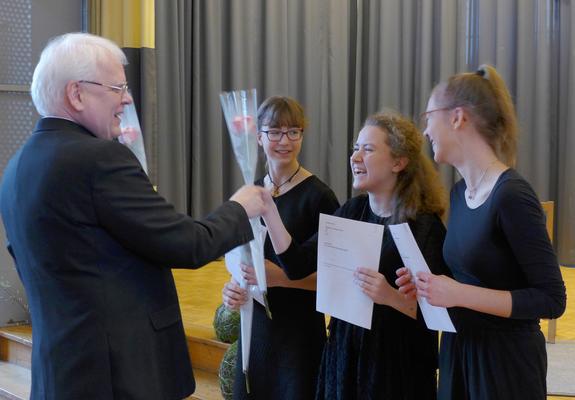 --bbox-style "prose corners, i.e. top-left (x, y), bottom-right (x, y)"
top-left (260, 111), bottom-right (449, 399)
top-left (222, 96), bottom-right (340, 400)
top-left (397, 64), bottom-right (566, 399)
